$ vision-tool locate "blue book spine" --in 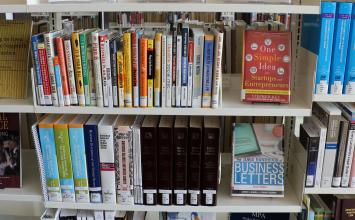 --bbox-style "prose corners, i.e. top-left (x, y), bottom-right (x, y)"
top-left (329, 2), bottom-right (353, 94)
top-left (38, 126), bottom-right (62, 202)
top-left (84, 124), bottom-right (102, 203)
top-left (344, 5), bottom-right (355, 94)
top-left (202, 36), bottom-right (214, 108)
top-left (69, 125), bottom-right (90, 203)
top-left (54, 61), bottom-right (64, 106)
top-left (315, 2), bottom-right (337, 94)
top-left (31, 34), bottom-right (46, 106)
top-left (181, 25), bottom-right (189, 107)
